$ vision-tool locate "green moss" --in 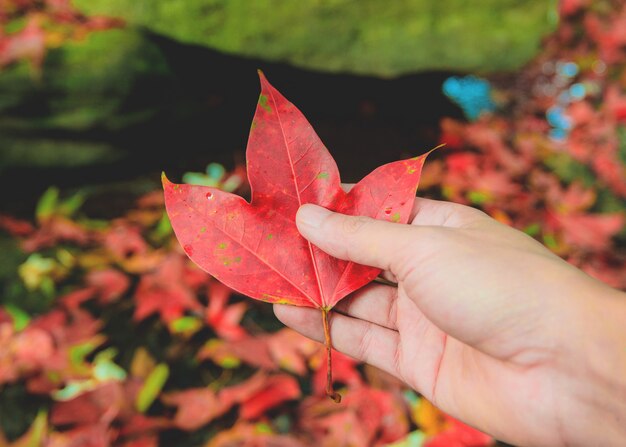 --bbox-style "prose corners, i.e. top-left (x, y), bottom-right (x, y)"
top-left (76, 0), bottom-right (557, 76)
top-left (0, 29), bottom-right (172, 169)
